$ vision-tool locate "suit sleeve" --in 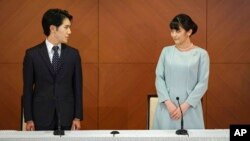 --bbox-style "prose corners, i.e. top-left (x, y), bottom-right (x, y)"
top-left (73, 50), bottom-right (83, 120)
top-left (23, 50), bottom-right (34, 122)
top-left (155, 48), bottom-right (171, 103)
top-left (186, 51), bottom-right (210, 108)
